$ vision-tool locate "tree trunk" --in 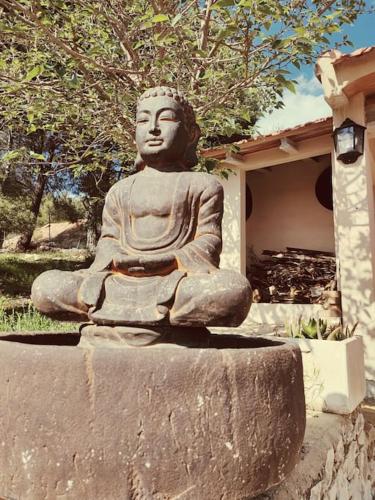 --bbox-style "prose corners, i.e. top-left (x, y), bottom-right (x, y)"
top-left (86, 223), bottom-right (97, 253)
top-left (85, 198), bottom-right (103, 253)
top-left (0, 230), bottom-right (4, 250)
top-left (16, 173), bottom-right (47, 251)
